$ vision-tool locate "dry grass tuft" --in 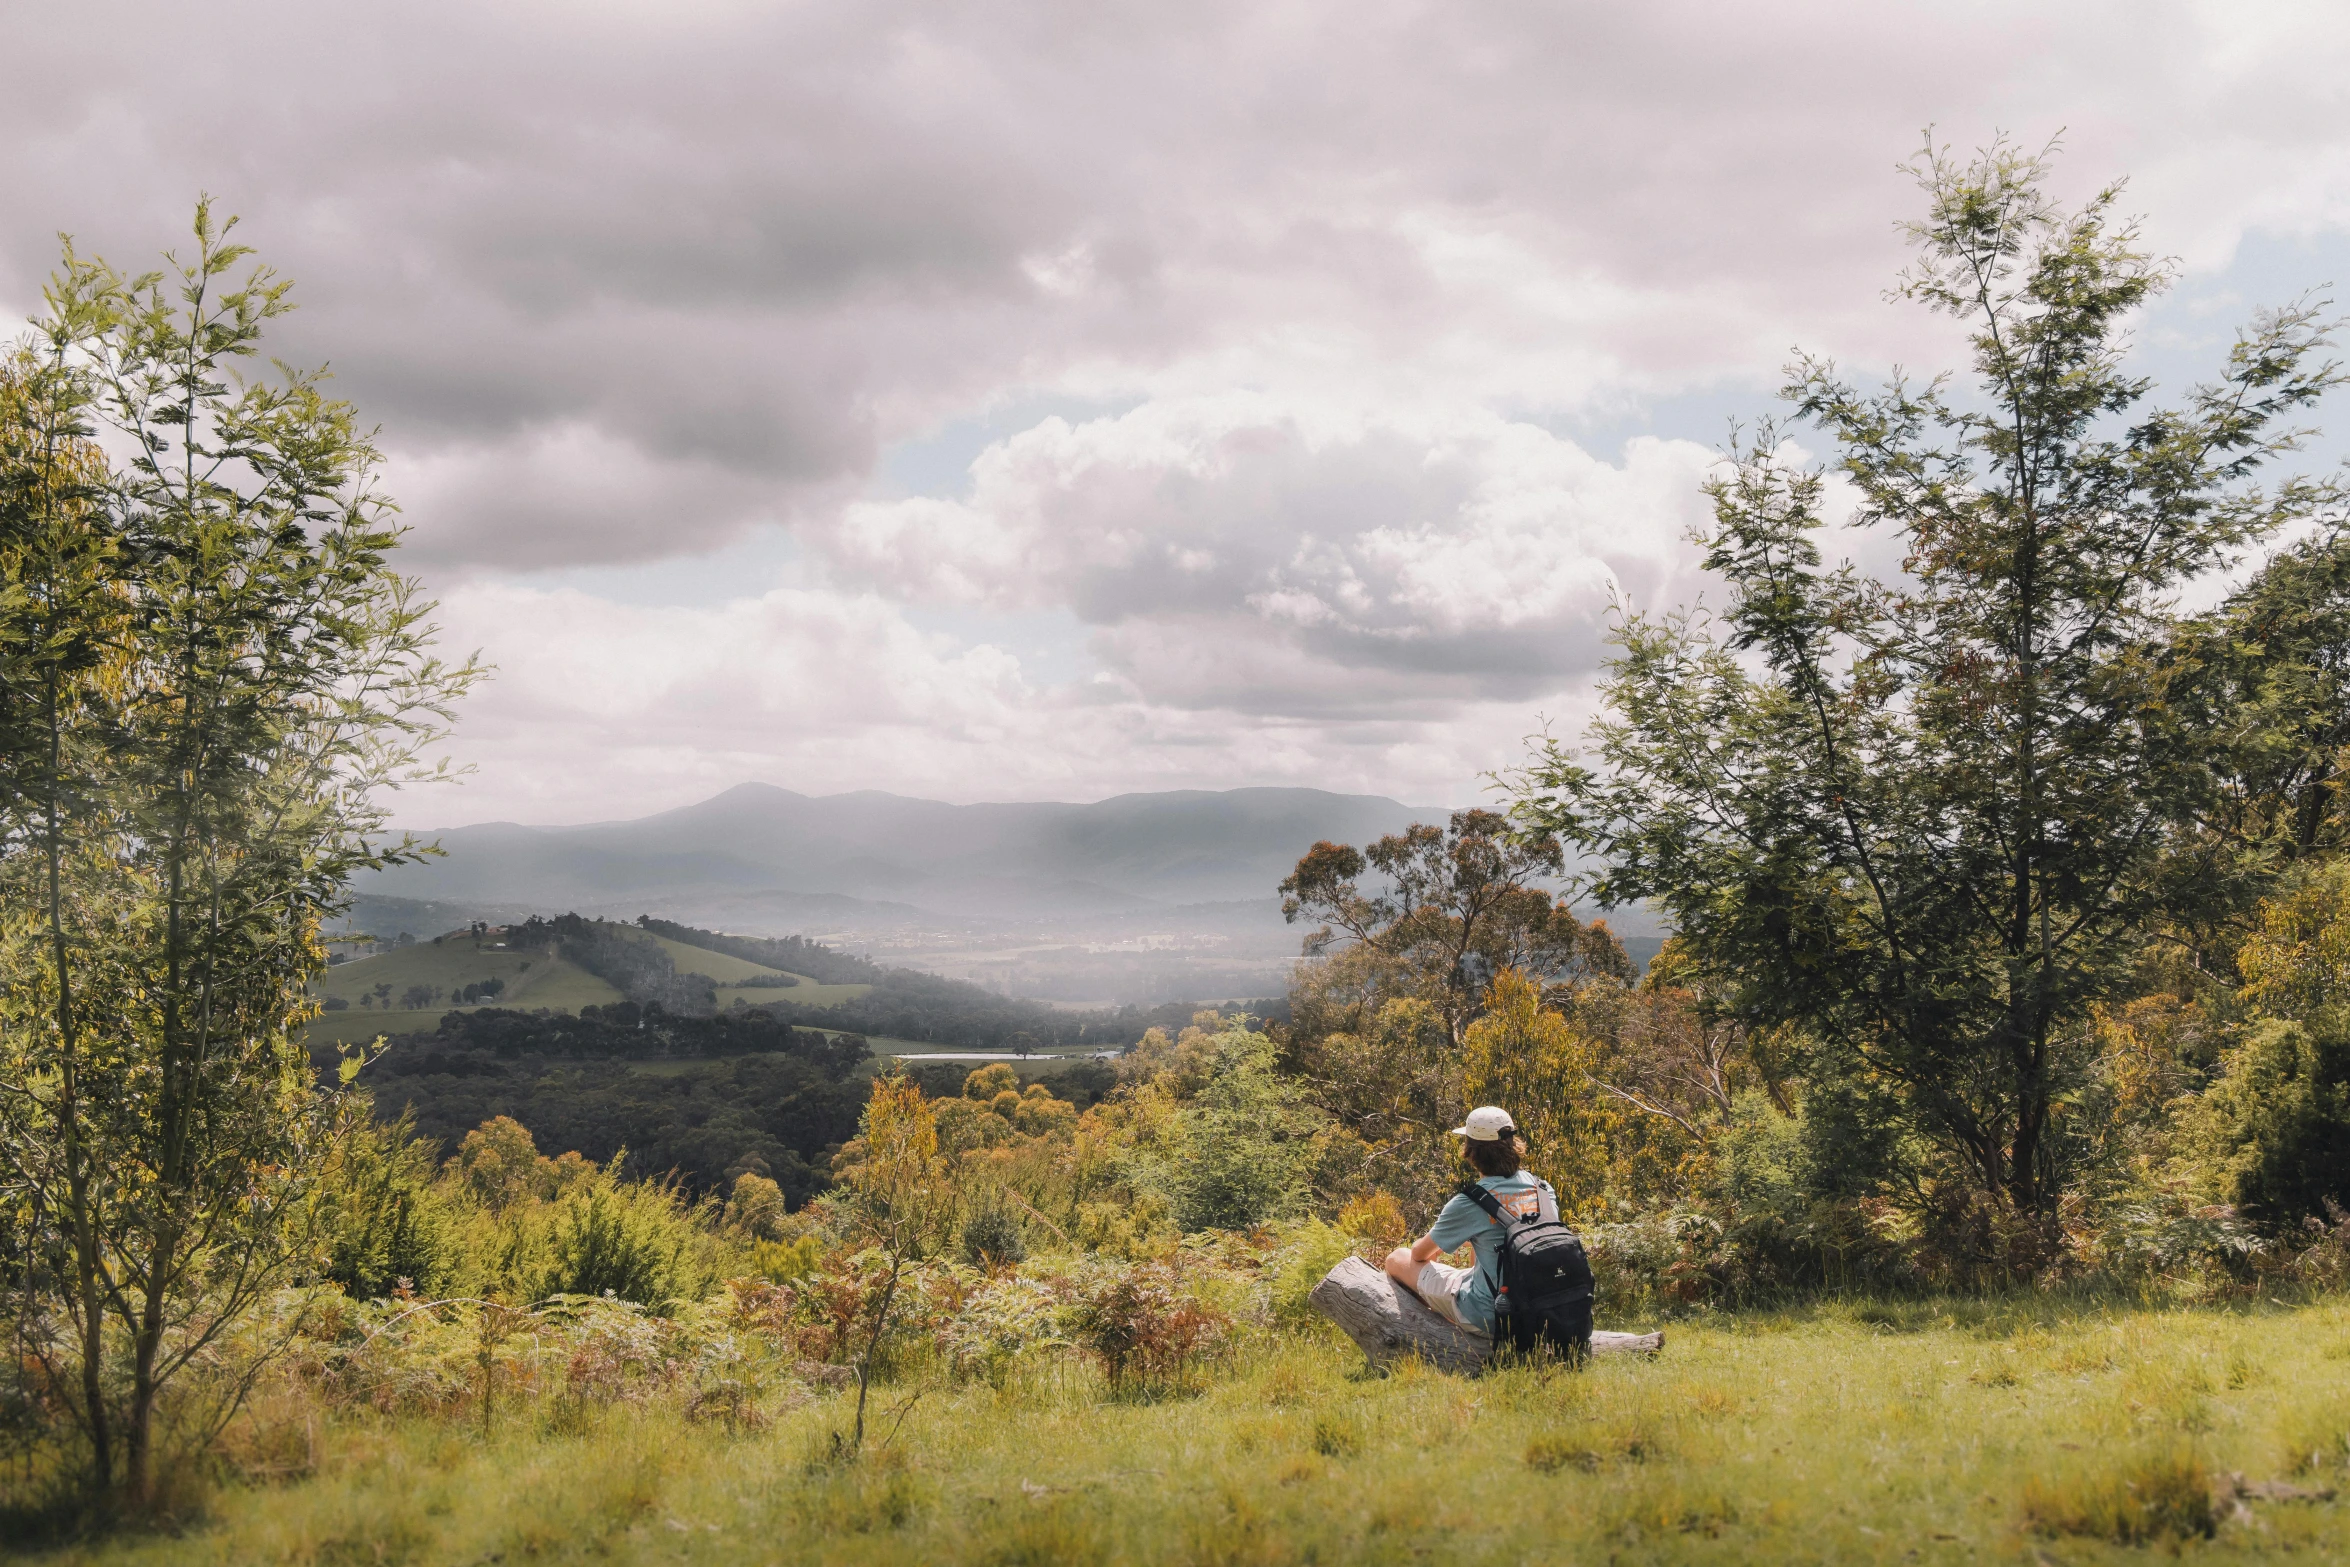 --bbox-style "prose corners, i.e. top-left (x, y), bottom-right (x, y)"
top-left (2018, 1443), bottom-right (2217, 1544)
